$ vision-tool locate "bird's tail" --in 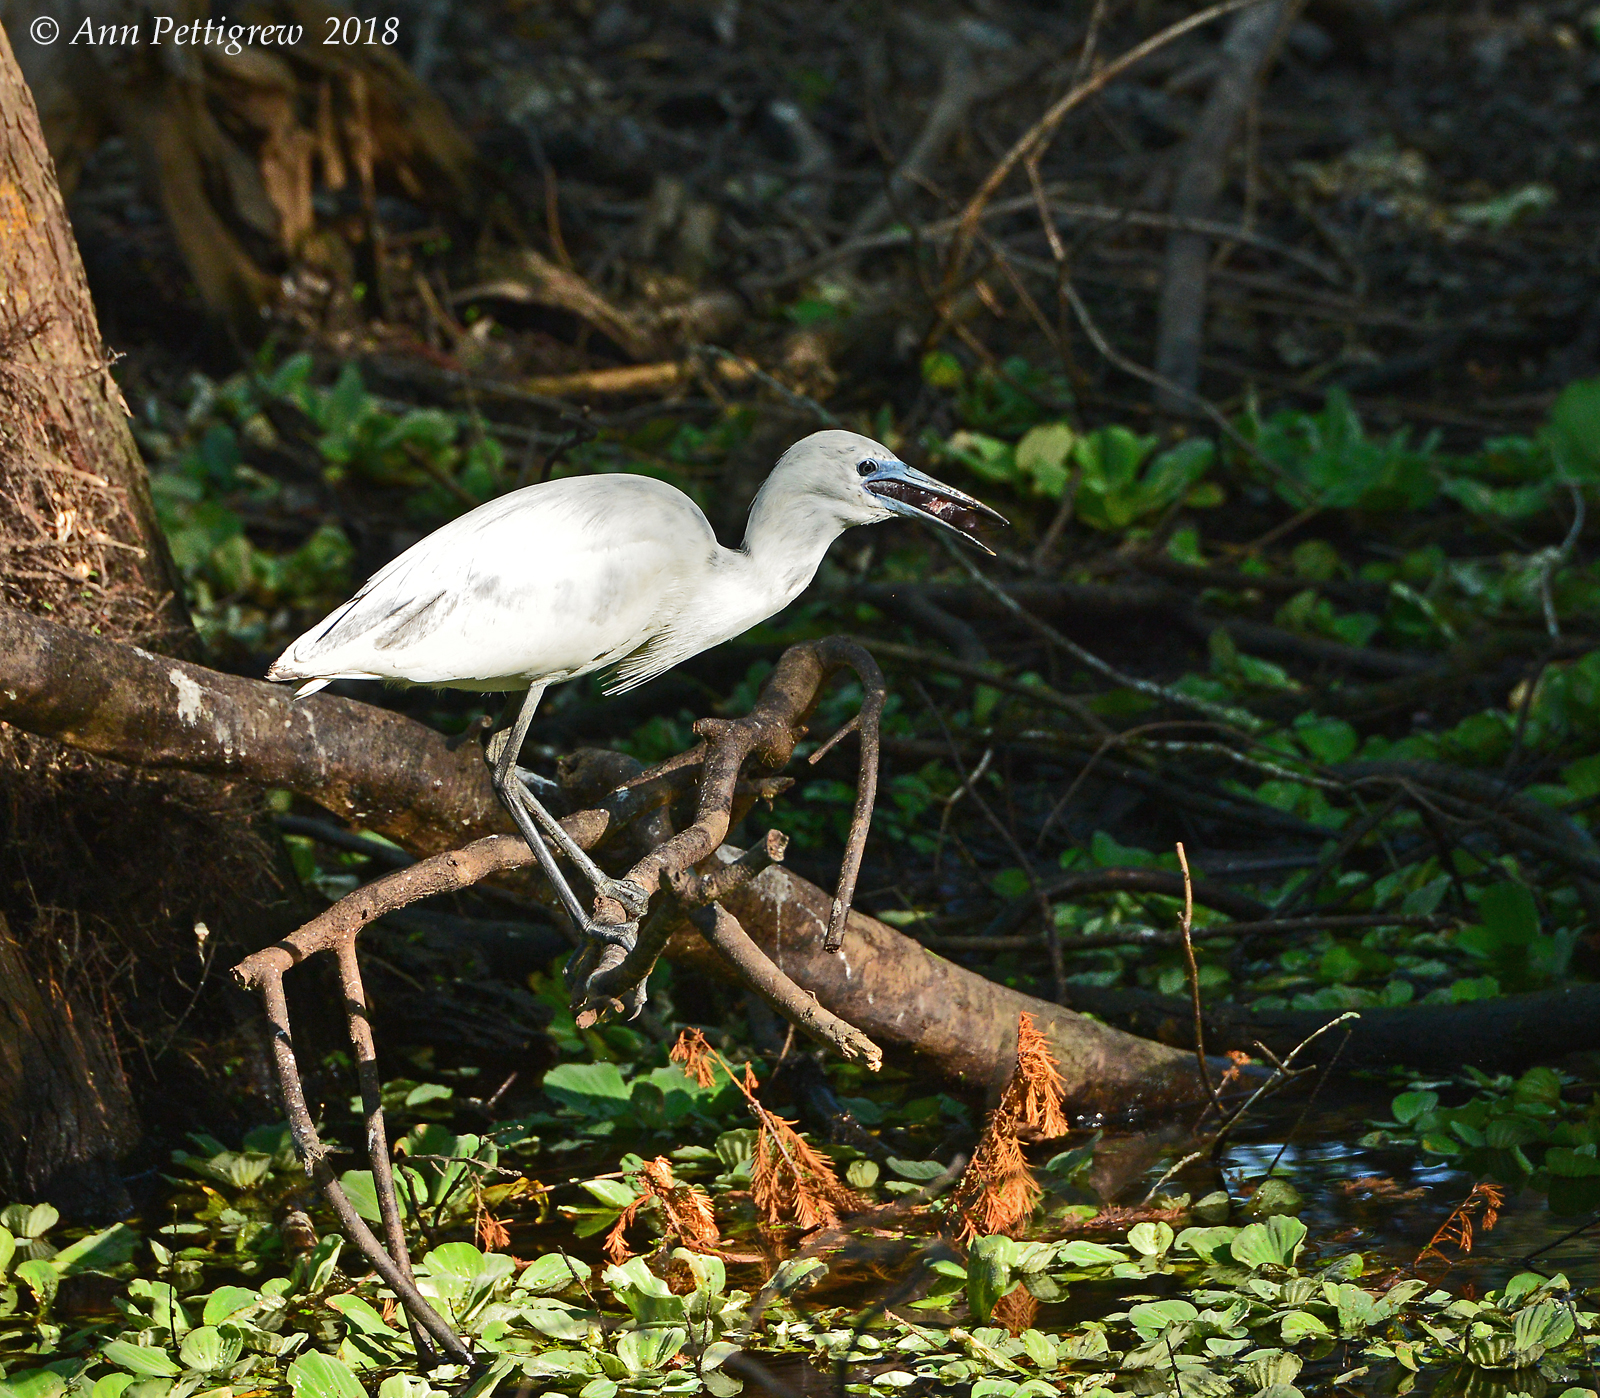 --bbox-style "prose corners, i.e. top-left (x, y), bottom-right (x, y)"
top-left (265, 654), bottom-right (334, 699)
